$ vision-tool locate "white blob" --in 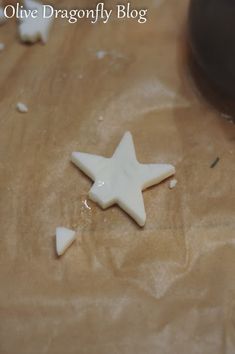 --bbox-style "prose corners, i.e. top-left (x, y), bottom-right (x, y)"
top-left (96, 50), bottom-right (107, 59)
top-left (16, 102), bottom-right (28, 113)
top-left (169, 179), bottom-right (178, 189)
top-left (19, 0), bottom-right (54, 44)
top-left (56, 227), bottom-right (76, 256)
